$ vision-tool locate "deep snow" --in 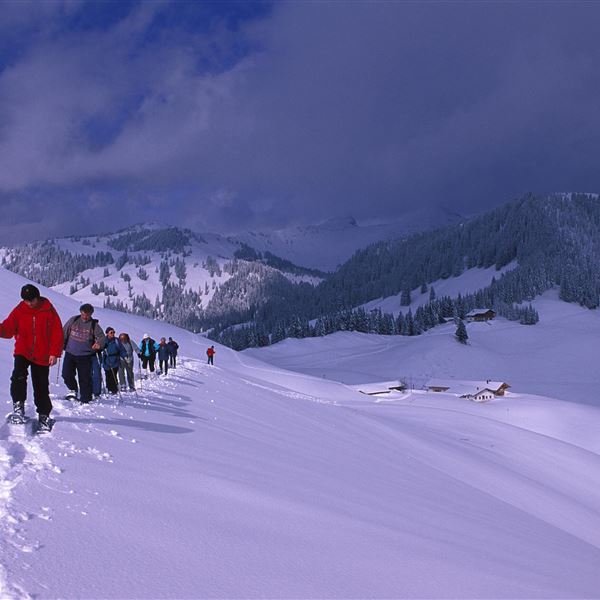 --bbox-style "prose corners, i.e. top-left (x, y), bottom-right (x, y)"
top-left (1, 267), bottom-right (600, 599)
